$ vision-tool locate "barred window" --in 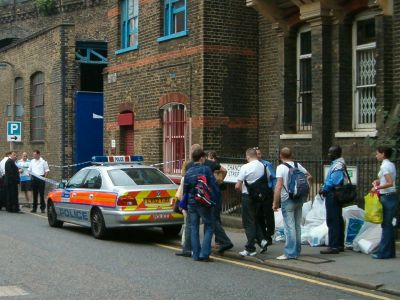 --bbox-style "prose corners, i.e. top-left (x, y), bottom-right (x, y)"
top-left (353, 14), bottom-right (376, 129)
top-left (297, 26), bottom-right (312, 132)
top-left (31, 72), bottom-right (45, 141)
